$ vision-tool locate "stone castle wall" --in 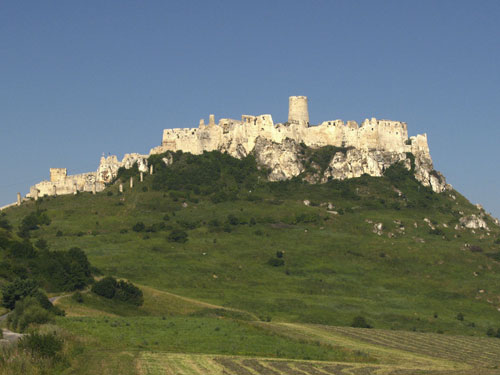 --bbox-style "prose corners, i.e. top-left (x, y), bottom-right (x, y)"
top-left (152, 114), bottom-right (429, 161)
top-left (26, 95), bottom-right (440, 200)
